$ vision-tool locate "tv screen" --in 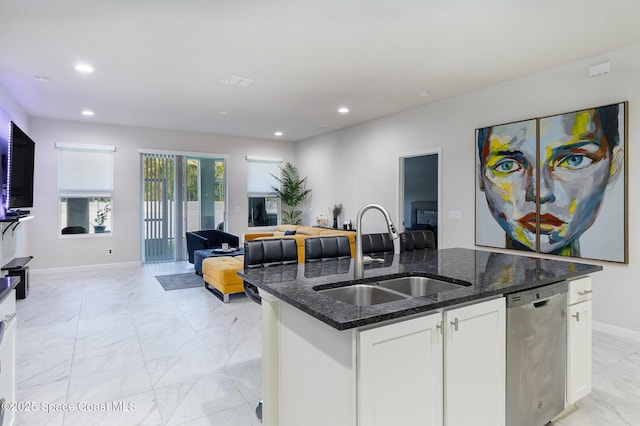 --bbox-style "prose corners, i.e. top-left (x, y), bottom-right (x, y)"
top-left (7, 122), bottom-right (35, 210)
